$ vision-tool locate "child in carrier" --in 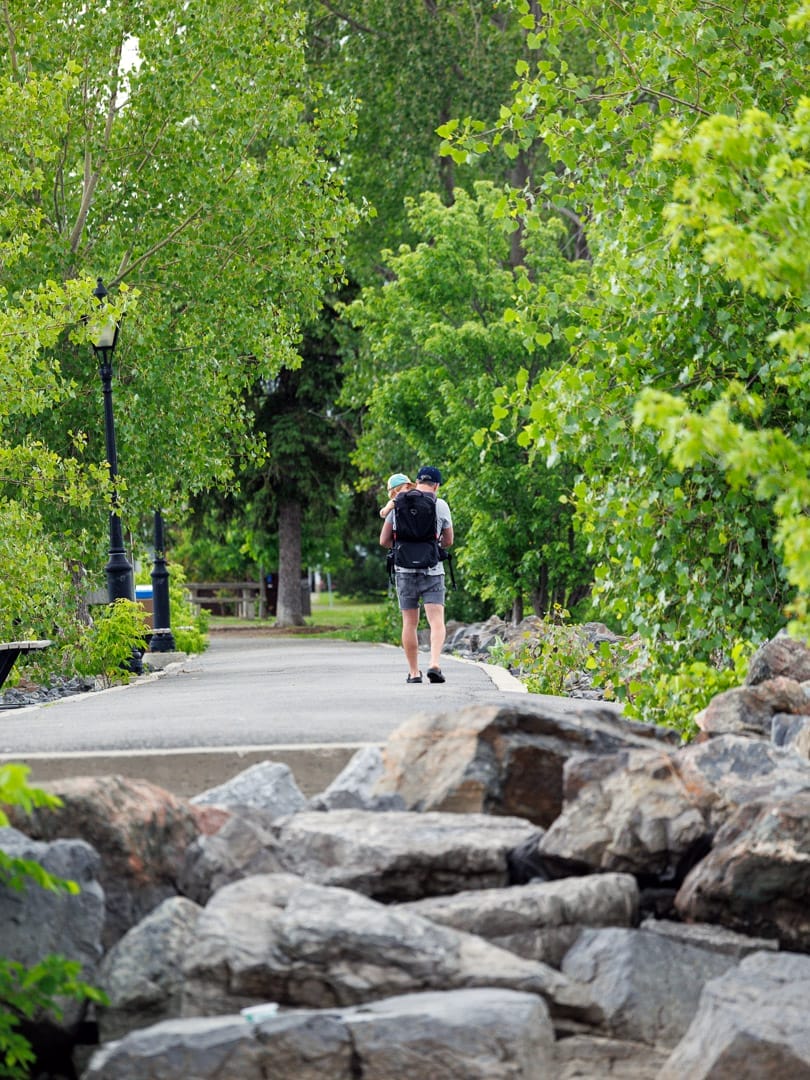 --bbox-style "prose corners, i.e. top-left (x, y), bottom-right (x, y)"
top-left (379, 472), bottom-right (414, 518)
